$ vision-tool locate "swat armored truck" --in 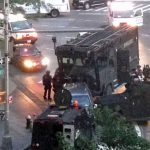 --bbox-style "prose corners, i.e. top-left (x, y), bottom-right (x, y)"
top-left (31, 105), bottom-right (93, 150)
top-left (55, 25), bottom-right (139, 96)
